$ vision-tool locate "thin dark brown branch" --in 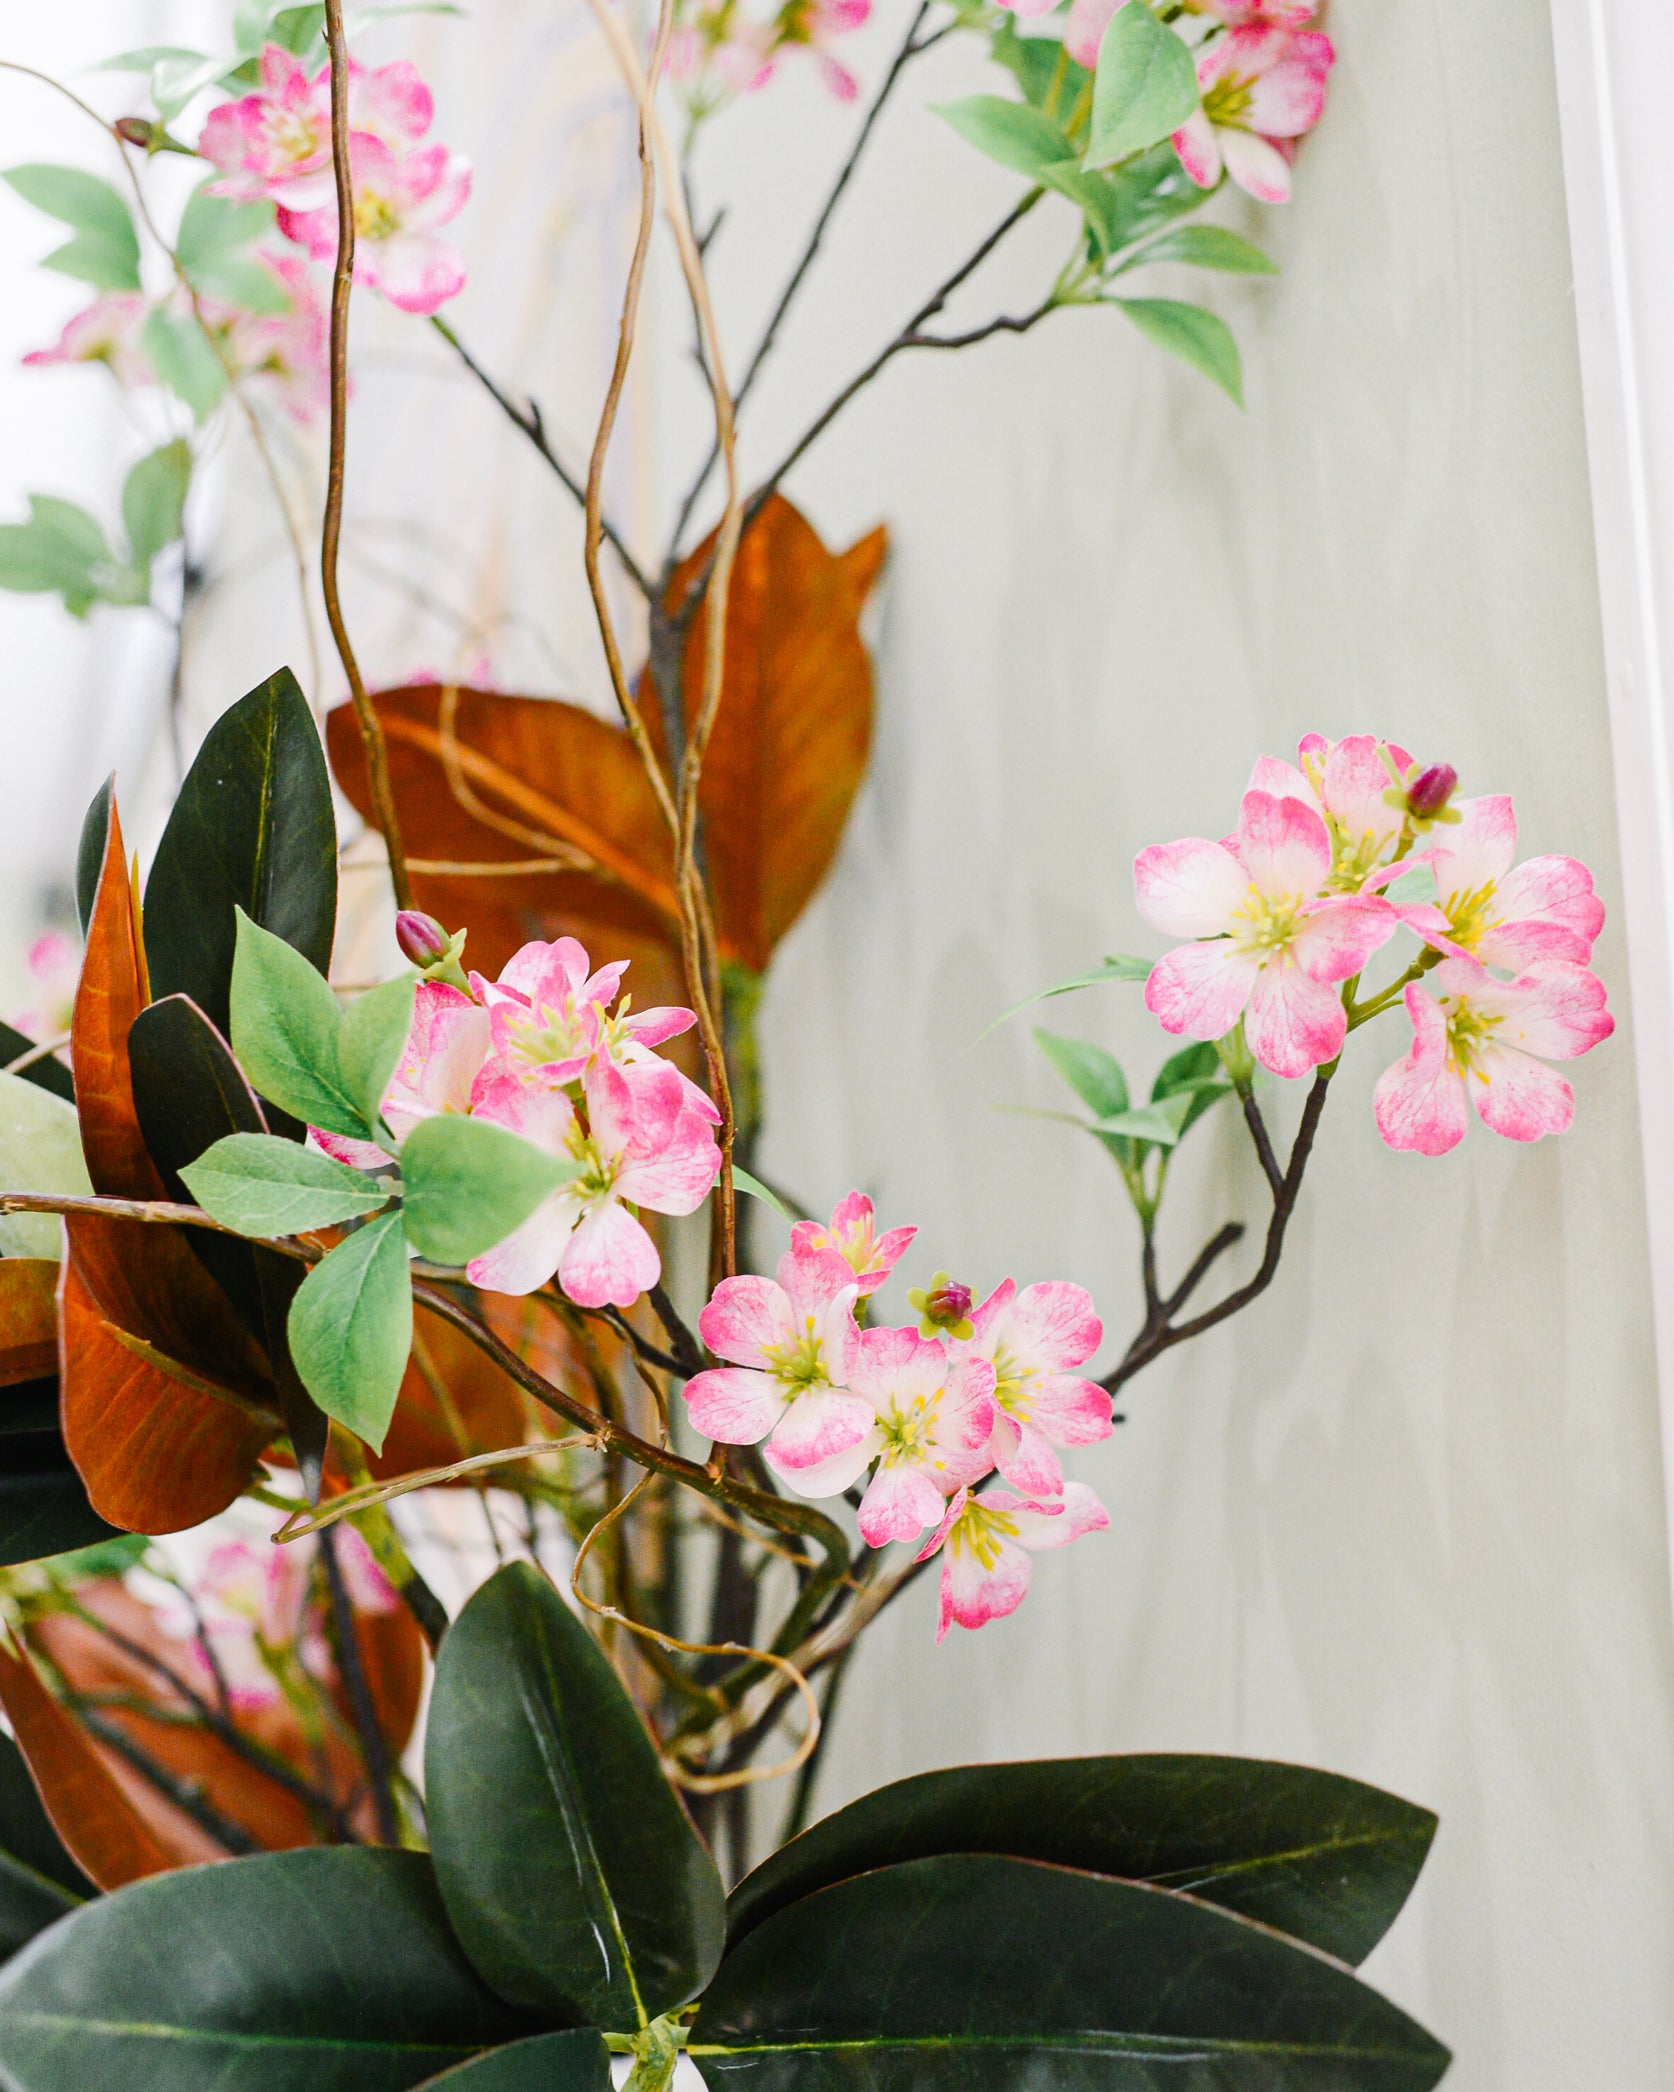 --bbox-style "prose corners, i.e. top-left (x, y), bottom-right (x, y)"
top-left (318, 1527), bottom-right (401, 1846)
top-left (1238, 1087), bottom-right (1285, 1197)
top-left (70, 1705), bottom-right (259, 1856)
top-left (668, 0), bottom-right (933, 551)
top-left (428, 315), bottom-right (654, 601)
top-left (649, 1282), bottom-right (705, 1378)
top-left (903, 298), bottom-right (1060, 351)
top-left (322, 0), bottom-right (412, 911)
